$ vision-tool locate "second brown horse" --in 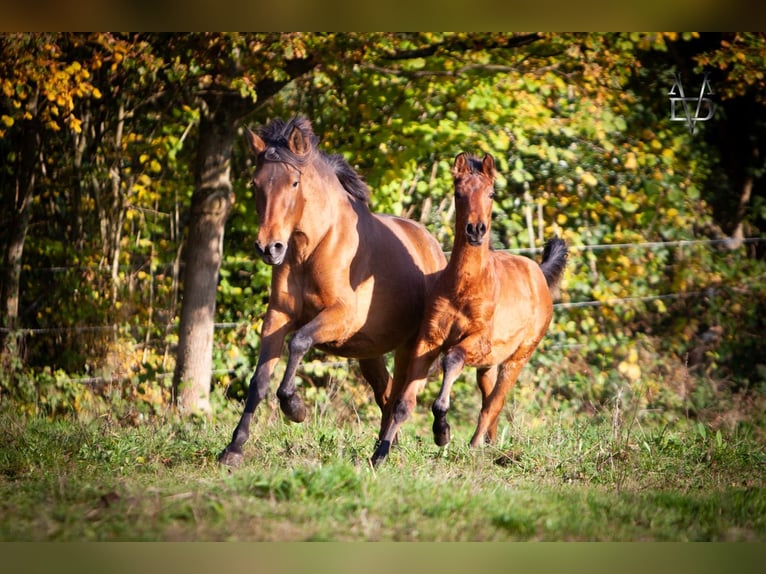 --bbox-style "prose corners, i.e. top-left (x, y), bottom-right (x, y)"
top-left (371, 152), bottom-right (567, 466)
